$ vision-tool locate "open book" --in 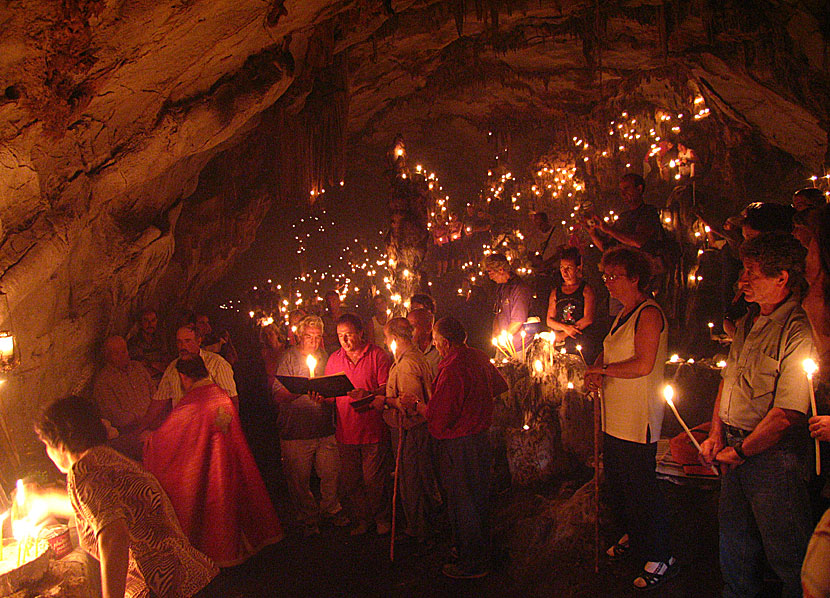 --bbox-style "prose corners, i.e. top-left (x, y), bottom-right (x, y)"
top-left (275, 373), bottom-right (355, 398)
